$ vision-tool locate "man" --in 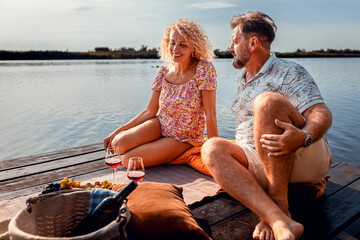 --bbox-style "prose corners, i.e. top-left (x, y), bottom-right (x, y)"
top-left (201, 11), bottom-right (332, 240)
